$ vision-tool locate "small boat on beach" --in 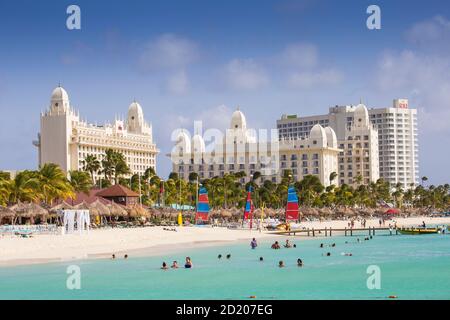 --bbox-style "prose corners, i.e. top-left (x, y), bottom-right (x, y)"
top-left (397, 227), bottom-right (439, 235)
